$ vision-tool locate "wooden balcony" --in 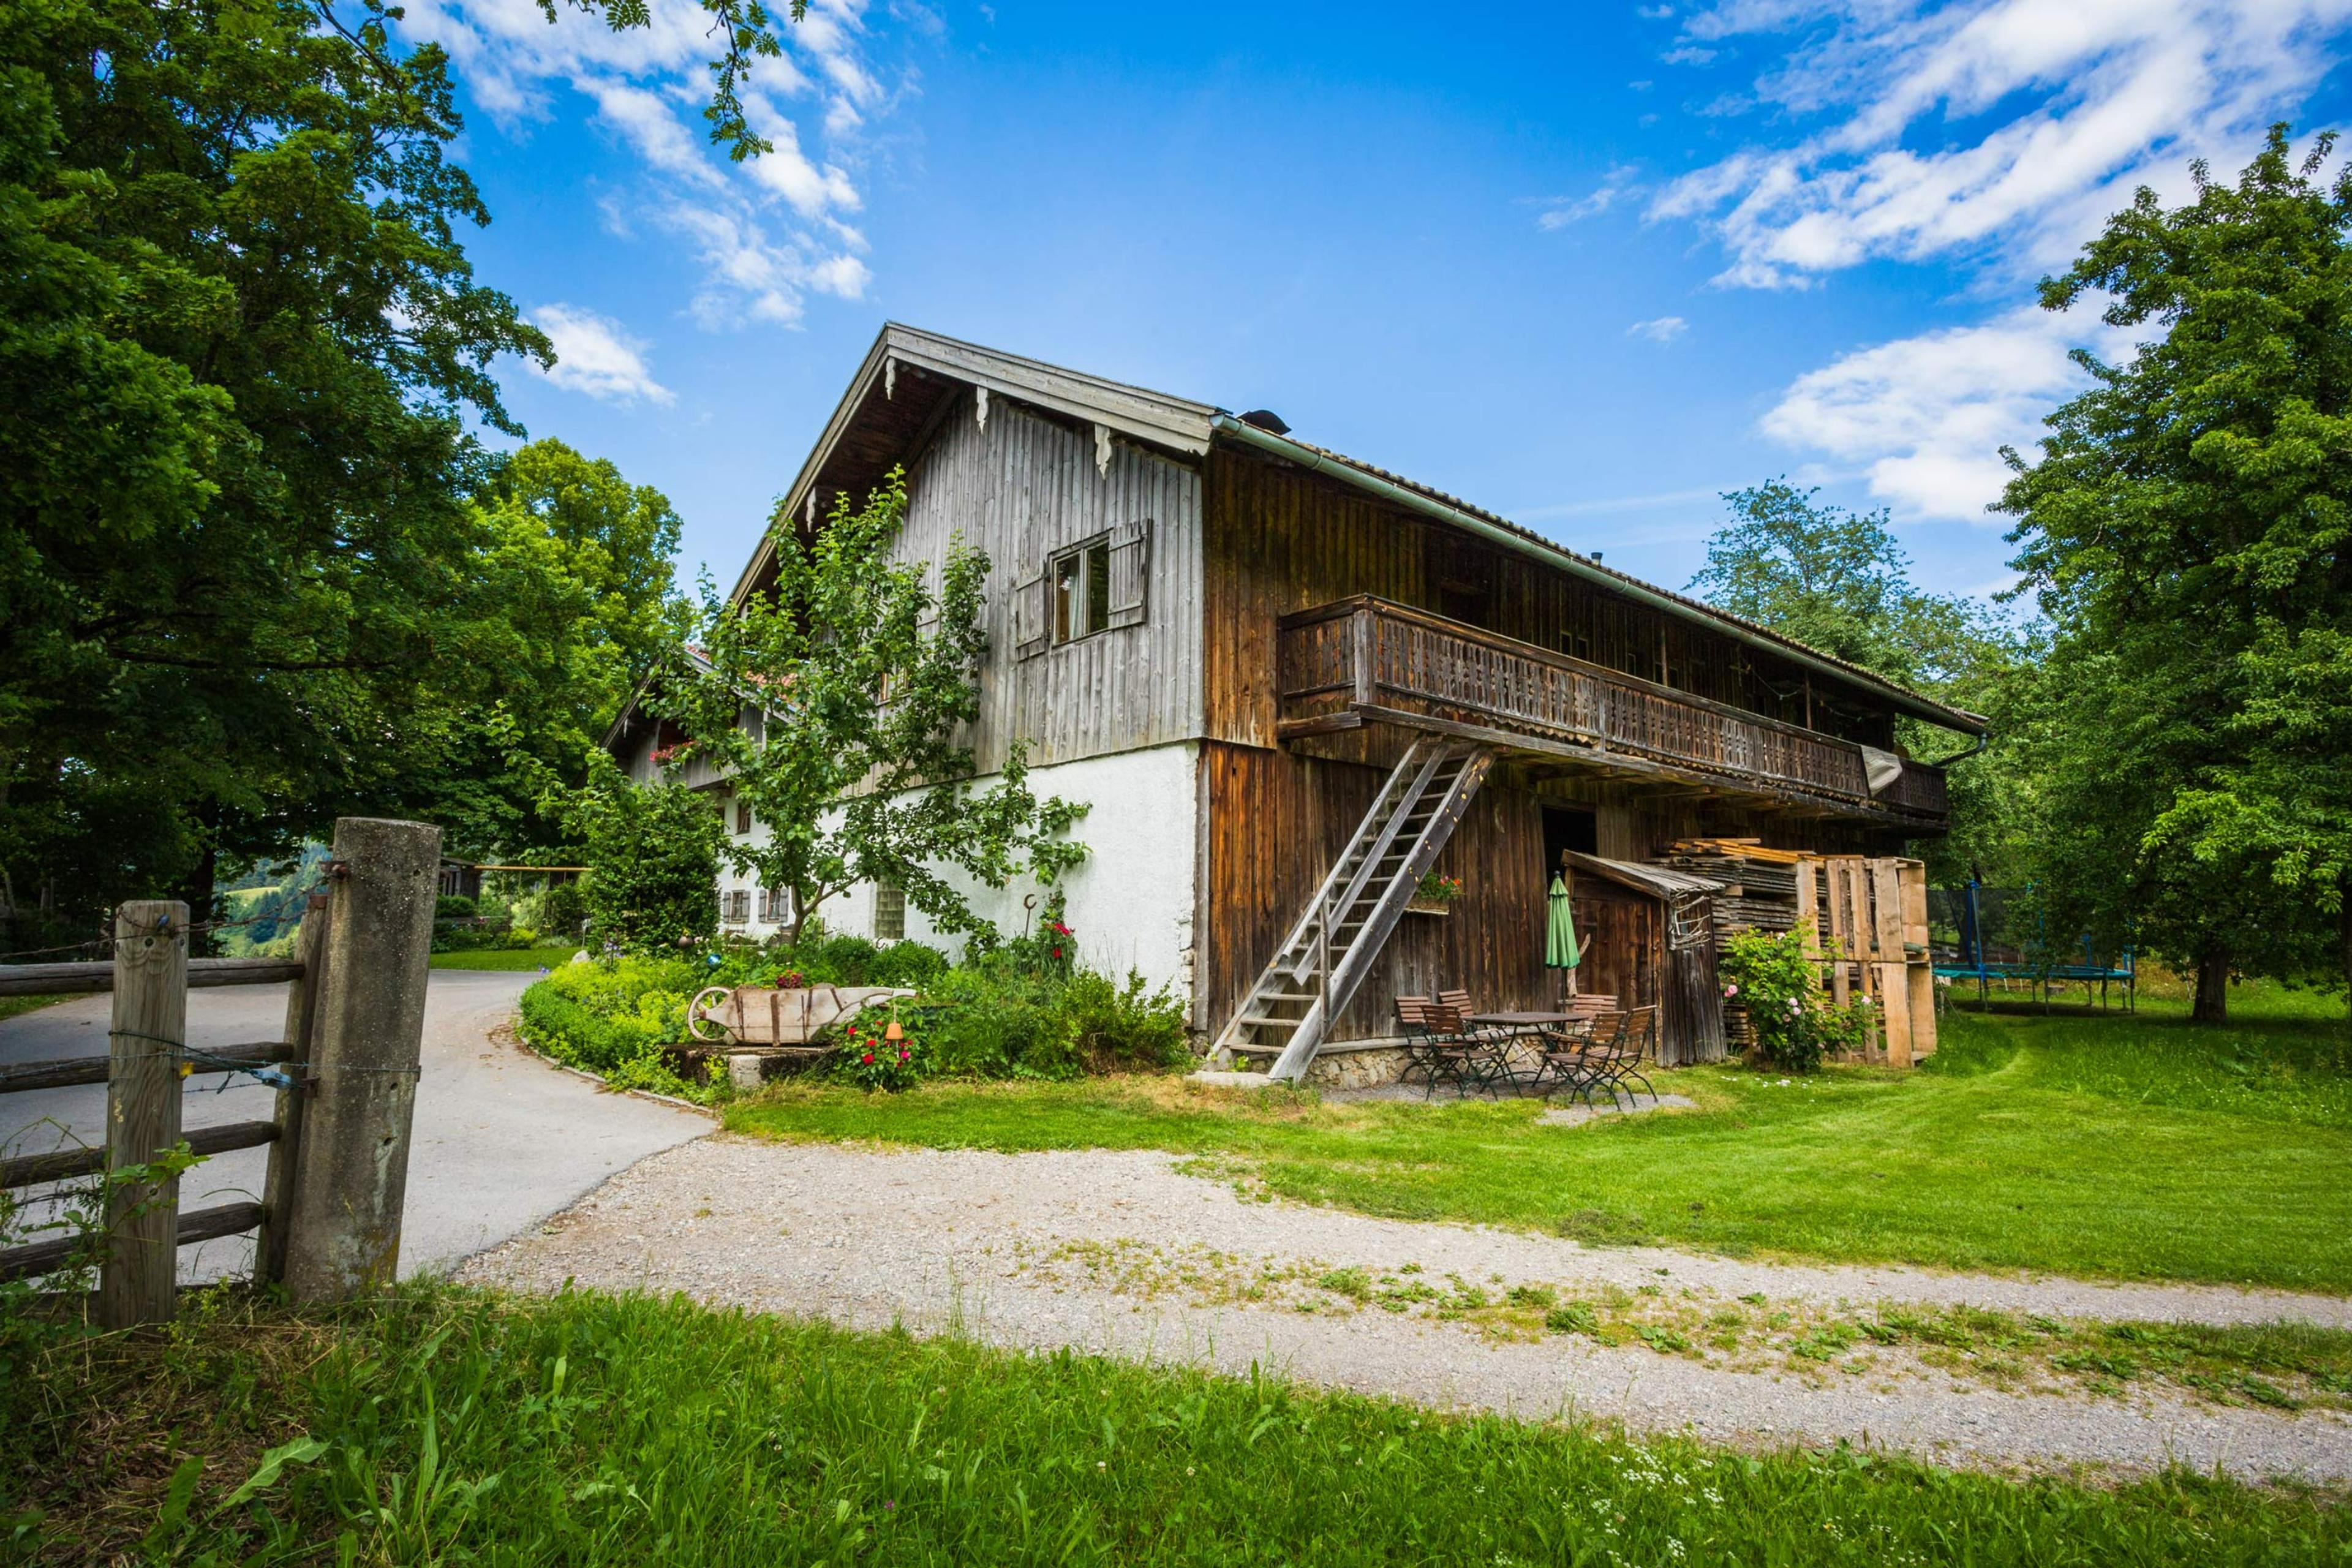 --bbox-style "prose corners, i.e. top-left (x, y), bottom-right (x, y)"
top-left (1276, 597), bottom-right (1948, 825)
